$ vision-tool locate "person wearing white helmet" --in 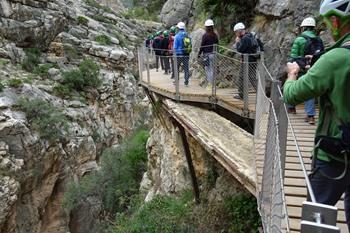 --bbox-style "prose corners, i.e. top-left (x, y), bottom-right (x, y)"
top-left (287, 16), bottom-right (325, 125)
top-left (285, 1), bottom-right (350, 230)
top-left (174, 21), bottom-right (191, 86)
top-left (198, 19), bottom-right (218, 90)
top-left (233, 22), bottom-right (262, 99)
